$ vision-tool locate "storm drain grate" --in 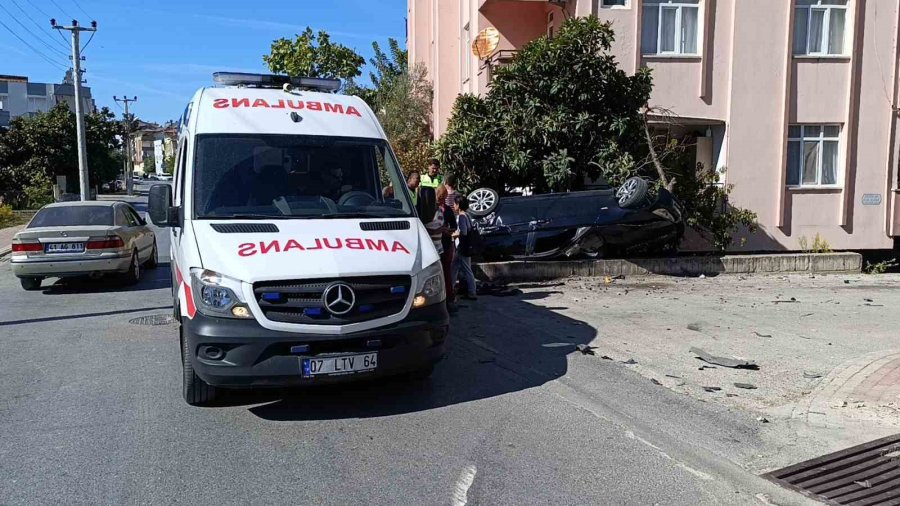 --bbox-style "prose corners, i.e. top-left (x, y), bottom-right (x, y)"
top-left (129, 314), bottom-right (175, 326)
top-left (762, 434), bottom-right (900, 505)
